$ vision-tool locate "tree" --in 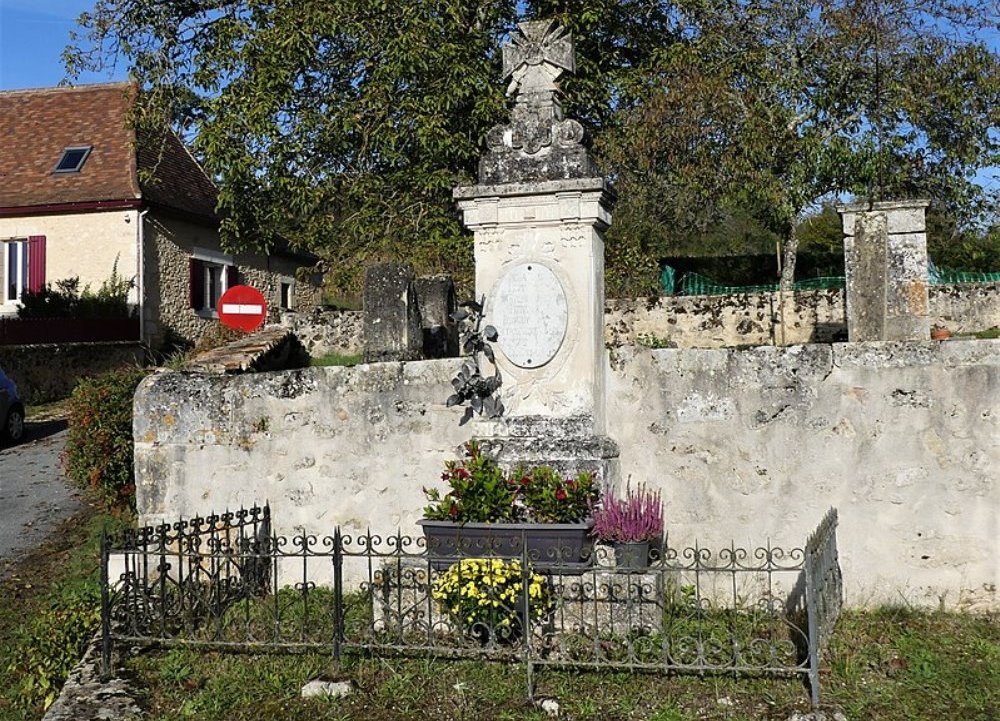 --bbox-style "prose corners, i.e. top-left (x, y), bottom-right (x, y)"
top-left (597, 0), bottom-right (1000, 293)
top-left (67, 1), bottom-right (1000, 298)
top-left (67, 0), bottom-right (519, 295)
